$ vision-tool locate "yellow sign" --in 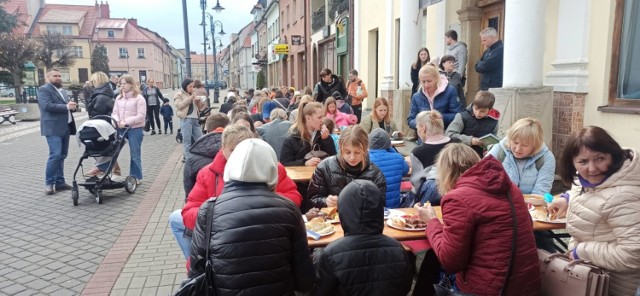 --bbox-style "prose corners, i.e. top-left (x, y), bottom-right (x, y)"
top-left (274, 44), bottom-right (289, 55)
